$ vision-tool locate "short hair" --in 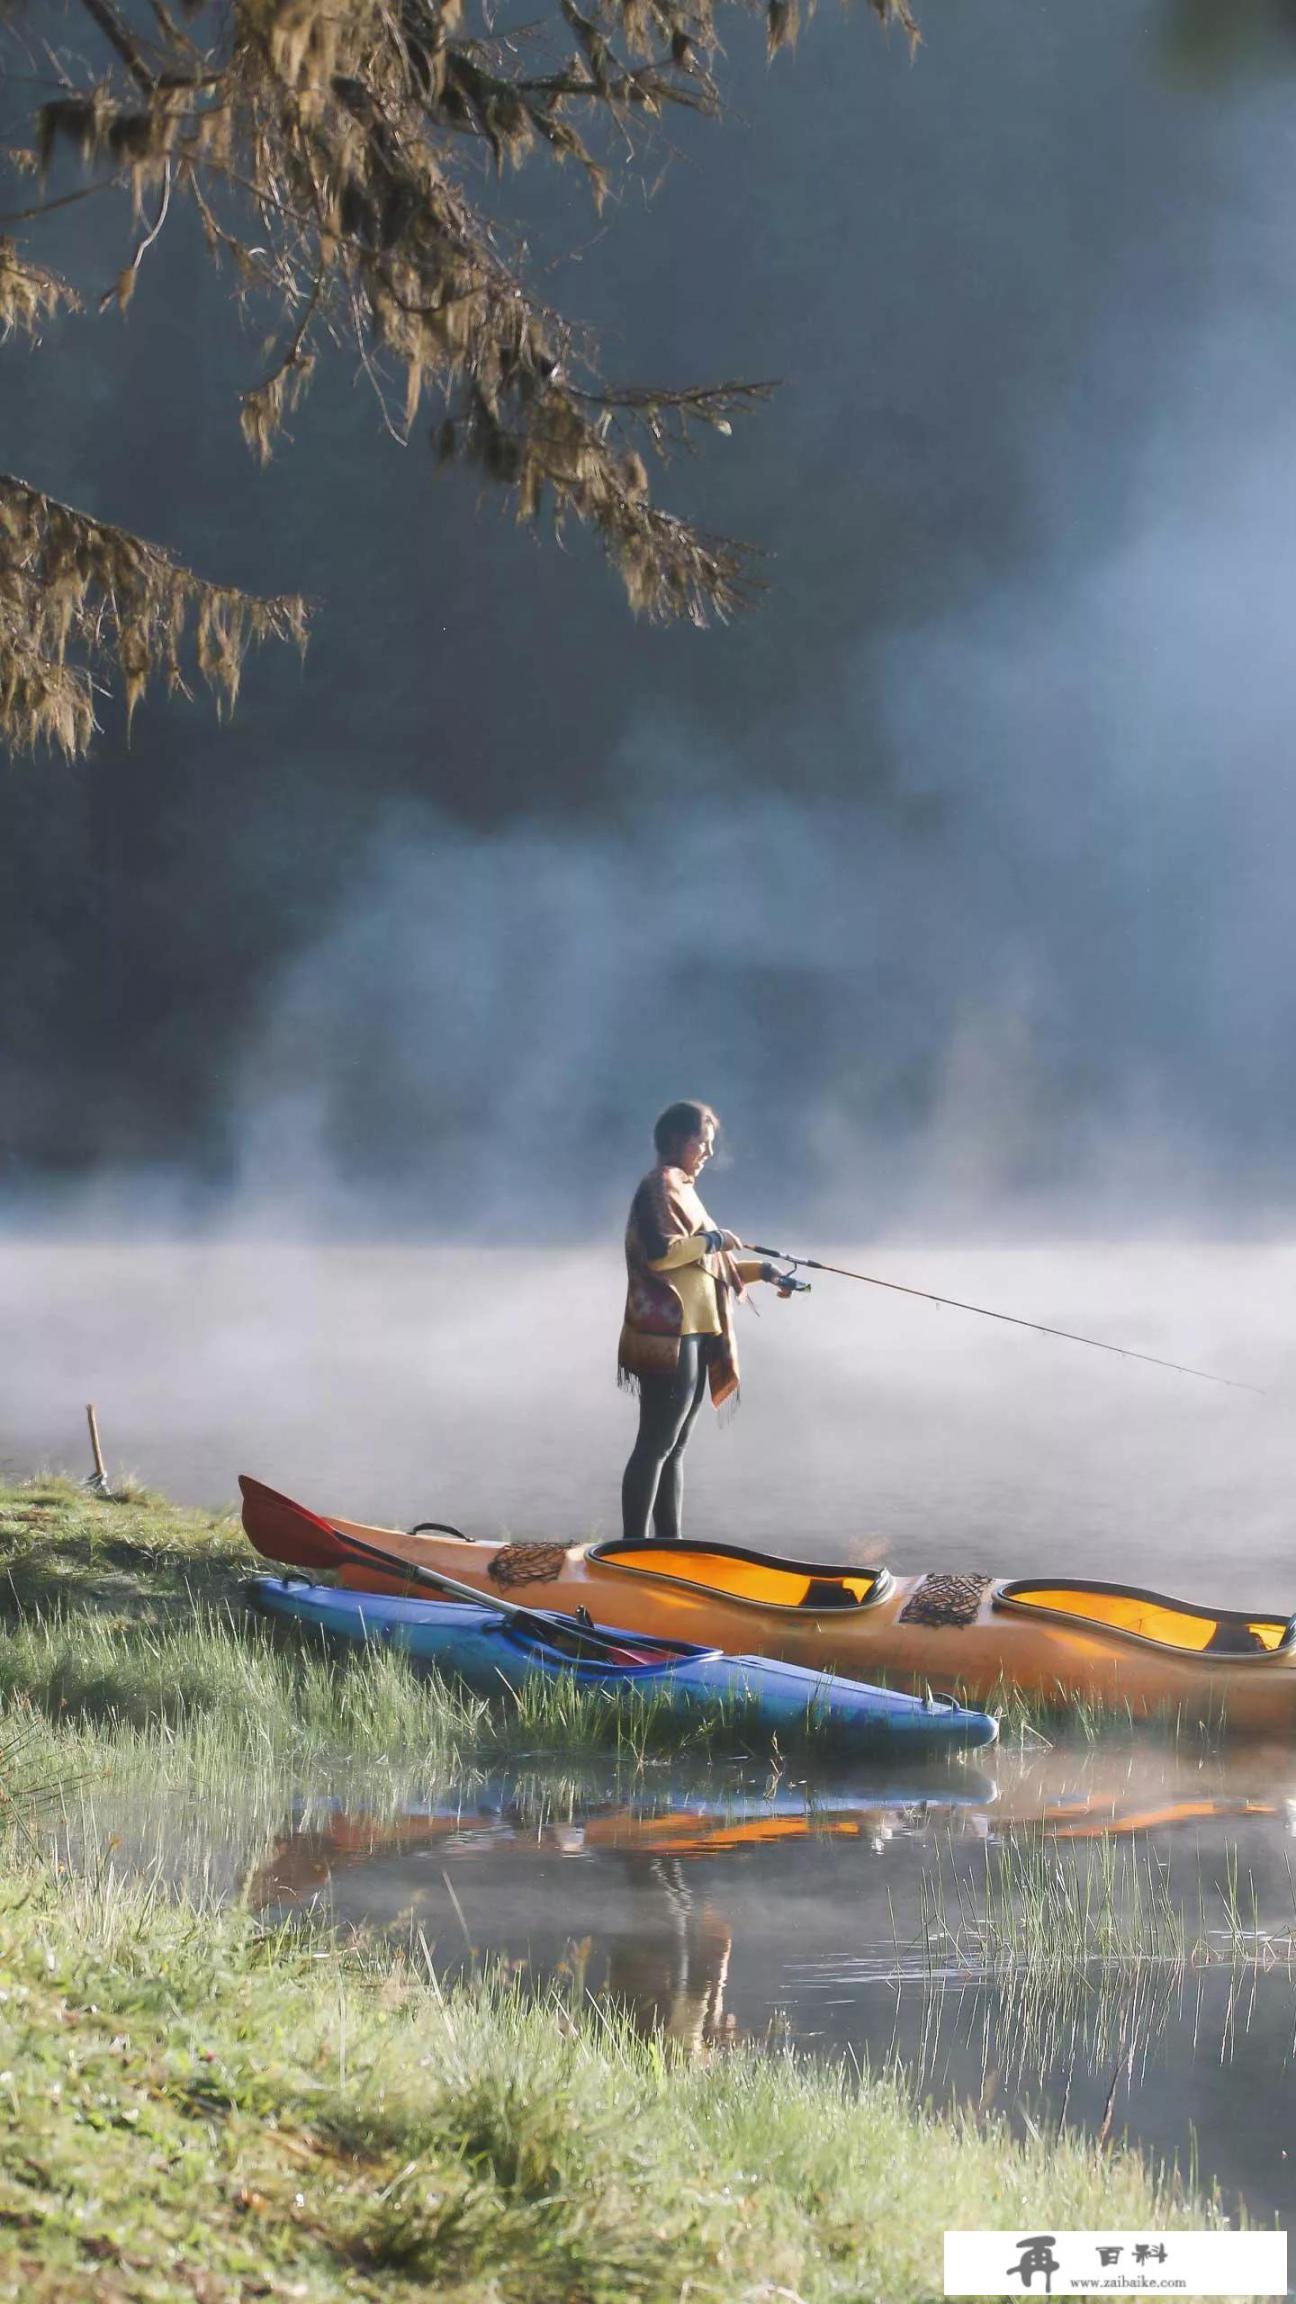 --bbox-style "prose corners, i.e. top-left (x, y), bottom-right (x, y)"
top-left (653, 1100), bottom-right (719, 1159)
